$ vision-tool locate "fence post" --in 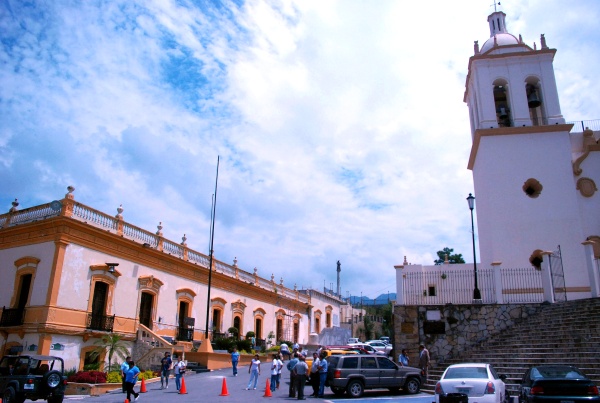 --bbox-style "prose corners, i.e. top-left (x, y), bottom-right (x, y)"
top-left (582, 241), bottom-right (600, 298)
top-left (394, 265), bottom-right (405, 305)
top-left (540, 251), bottom-right (555, 303)
top-left (491, 262), bottom-right (503, 303)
